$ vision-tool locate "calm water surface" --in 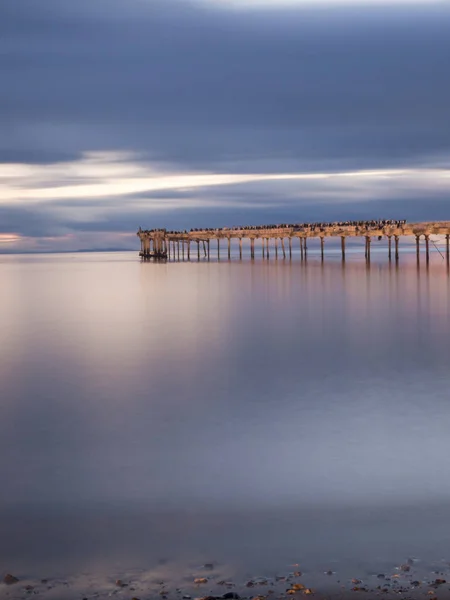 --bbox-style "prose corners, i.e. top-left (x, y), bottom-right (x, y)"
top-left (1, 250), bottom-right (450, 590)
